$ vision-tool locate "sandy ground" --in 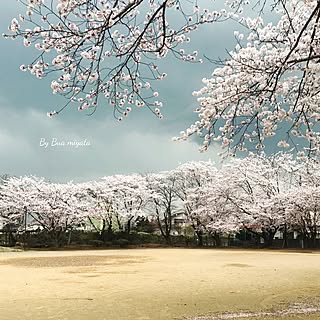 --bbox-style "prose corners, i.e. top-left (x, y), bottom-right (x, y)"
top-left (0, 248), bottom-right (319, 320)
